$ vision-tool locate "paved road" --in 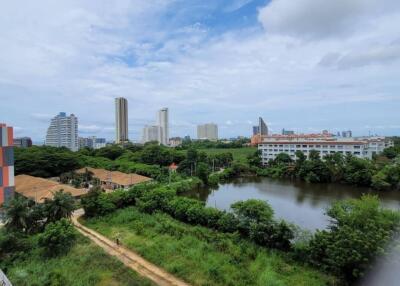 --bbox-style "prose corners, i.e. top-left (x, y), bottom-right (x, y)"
top-left (72, 210), bottom-right (191, 286)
